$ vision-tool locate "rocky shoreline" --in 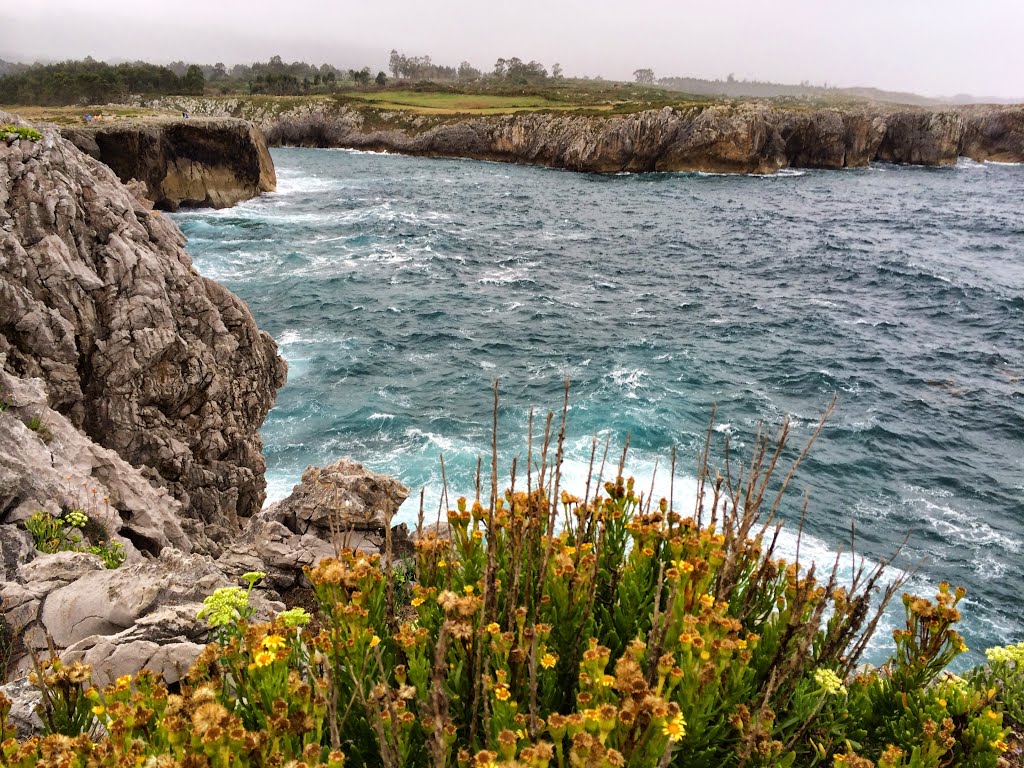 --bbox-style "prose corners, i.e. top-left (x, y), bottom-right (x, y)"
top-left (0, 113), bottom-right (407, 705)
top-left (153, 96), bottom-right (1024, 174)
top-left (60, 116), bottom-right (277, 210)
